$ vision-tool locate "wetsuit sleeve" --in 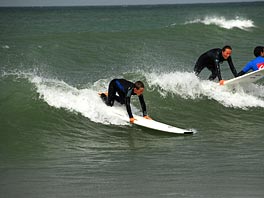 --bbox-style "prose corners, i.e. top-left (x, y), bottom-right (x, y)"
top-left (228, 57), bottom-right (238, 77)
top-left (237, 70), bottom-right (246, 76)
top-left (214, 59), bottom-right (222, 81)
top-left (125, 96), bottom-right (133, 118)
top-left (138, 95), bottom-right (147, 116)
